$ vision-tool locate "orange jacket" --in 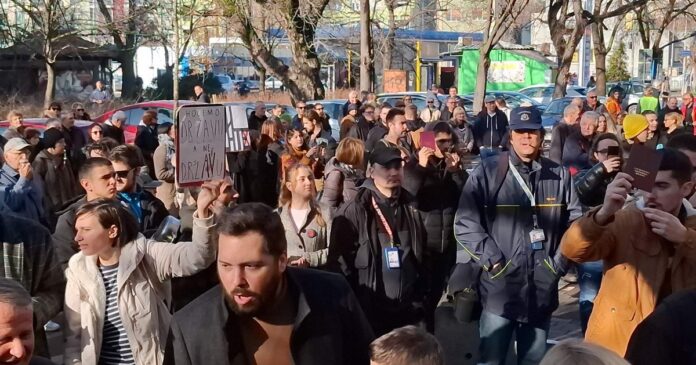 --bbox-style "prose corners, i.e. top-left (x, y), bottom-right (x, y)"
top-left (606, 97), bottom-right (622, 120)
top-left (561, 204), bottom-right (696, 356)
